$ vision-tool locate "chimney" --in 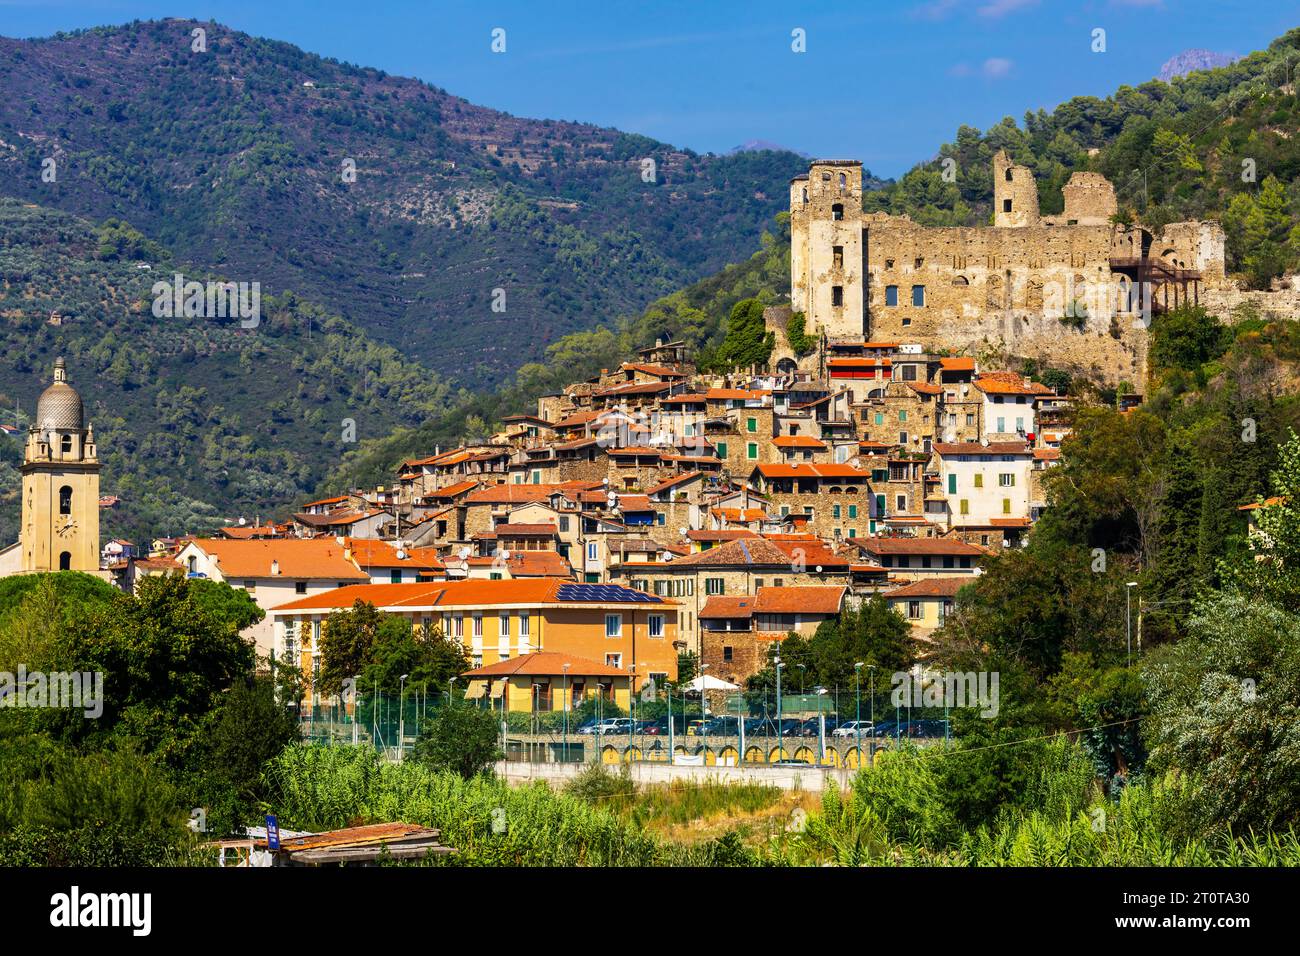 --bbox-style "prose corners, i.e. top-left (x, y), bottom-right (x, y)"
top-left (270, 559), bottom-right (281, 576)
